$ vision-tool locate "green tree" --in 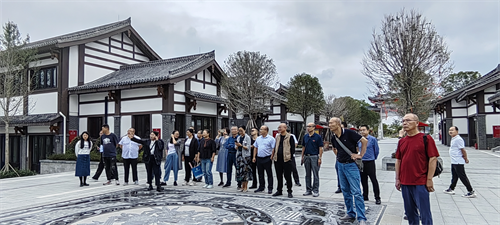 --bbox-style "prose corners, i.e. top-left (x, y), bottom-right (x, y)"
top-left (220, 51), bottom-right (279, 129)
top-left (362, 9), bottom-right (453, 121)
top-left (0, 22), bottom-right (38, 173)
top-left (441, 71), bottom-right (480, 93)
top-left (285, 73), bottom-right (324, 140)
